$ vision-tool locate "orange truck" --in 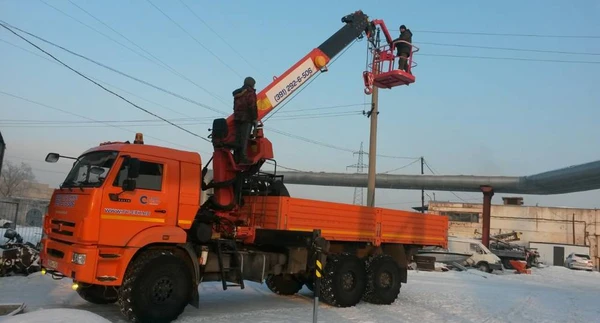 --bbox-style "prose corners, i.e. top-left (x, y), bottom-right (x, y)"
top-left (39, 10), bottom-right (447, 323)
